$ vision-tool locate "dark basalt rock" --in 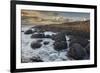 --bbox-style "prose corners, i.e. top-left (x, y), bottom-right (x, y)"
top-left (68, 43), bottom-right (88, 60)
top-left (38, 30), bottom-right (45, 33)
top-left (52, 32), bottom-right (67, 51)
top-left (52, 33), bottom-right (66, 42)
top-left (53, 41), bottom-right (67, 51)
top-left (43, 41), bottom-right (49, 45)
top-left (30, 56), bottom-right (43, 62)
top-left (31, 41), bottom-right (42, 49)
top-left (24, 29), bottom-right (33, 34)
top-left (31, 33), bottom-right (45, 38)
top-left (85, 43), bottom-right (90, 55)
top-left (21, 30), bottom-right (24, 32)
top-left (45, 35), bottom-right (52, 38)
top-left (37, 39), bottom-right (43, 42)
top-left (69, 36), bottom-right (89, 47)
